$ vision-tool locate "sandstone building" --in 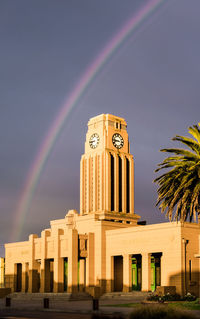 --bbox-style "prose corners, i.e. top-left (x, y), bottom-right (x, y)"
top-left (4, 114), bottom-right (200, 296)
